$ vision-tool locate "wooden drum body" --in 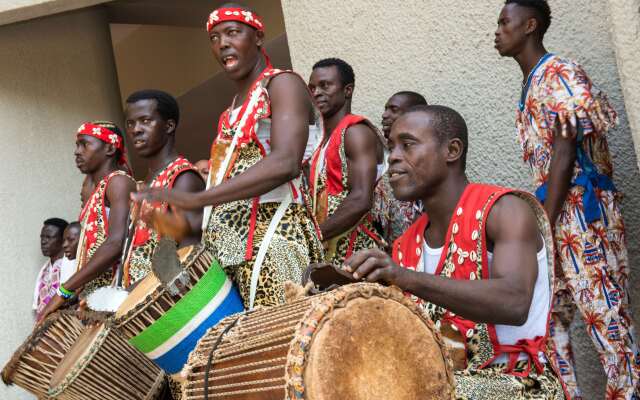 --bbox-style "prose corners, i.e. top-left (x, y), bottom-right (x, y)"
top-left (1, 310), bottom-right (84, 398)
top-left (184, 283), bottom-right (454, 400)
top-left (114, 244), bottom-right (244, 375)
top-left (48, 322), bottom-right (165, 400)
